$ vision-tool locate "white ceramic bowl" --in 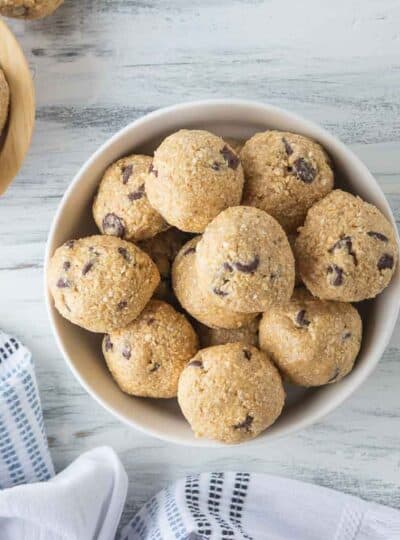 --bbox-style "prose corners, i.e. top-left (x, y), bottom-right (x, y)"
top-left (45, 99), bottom-right (400, 447)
